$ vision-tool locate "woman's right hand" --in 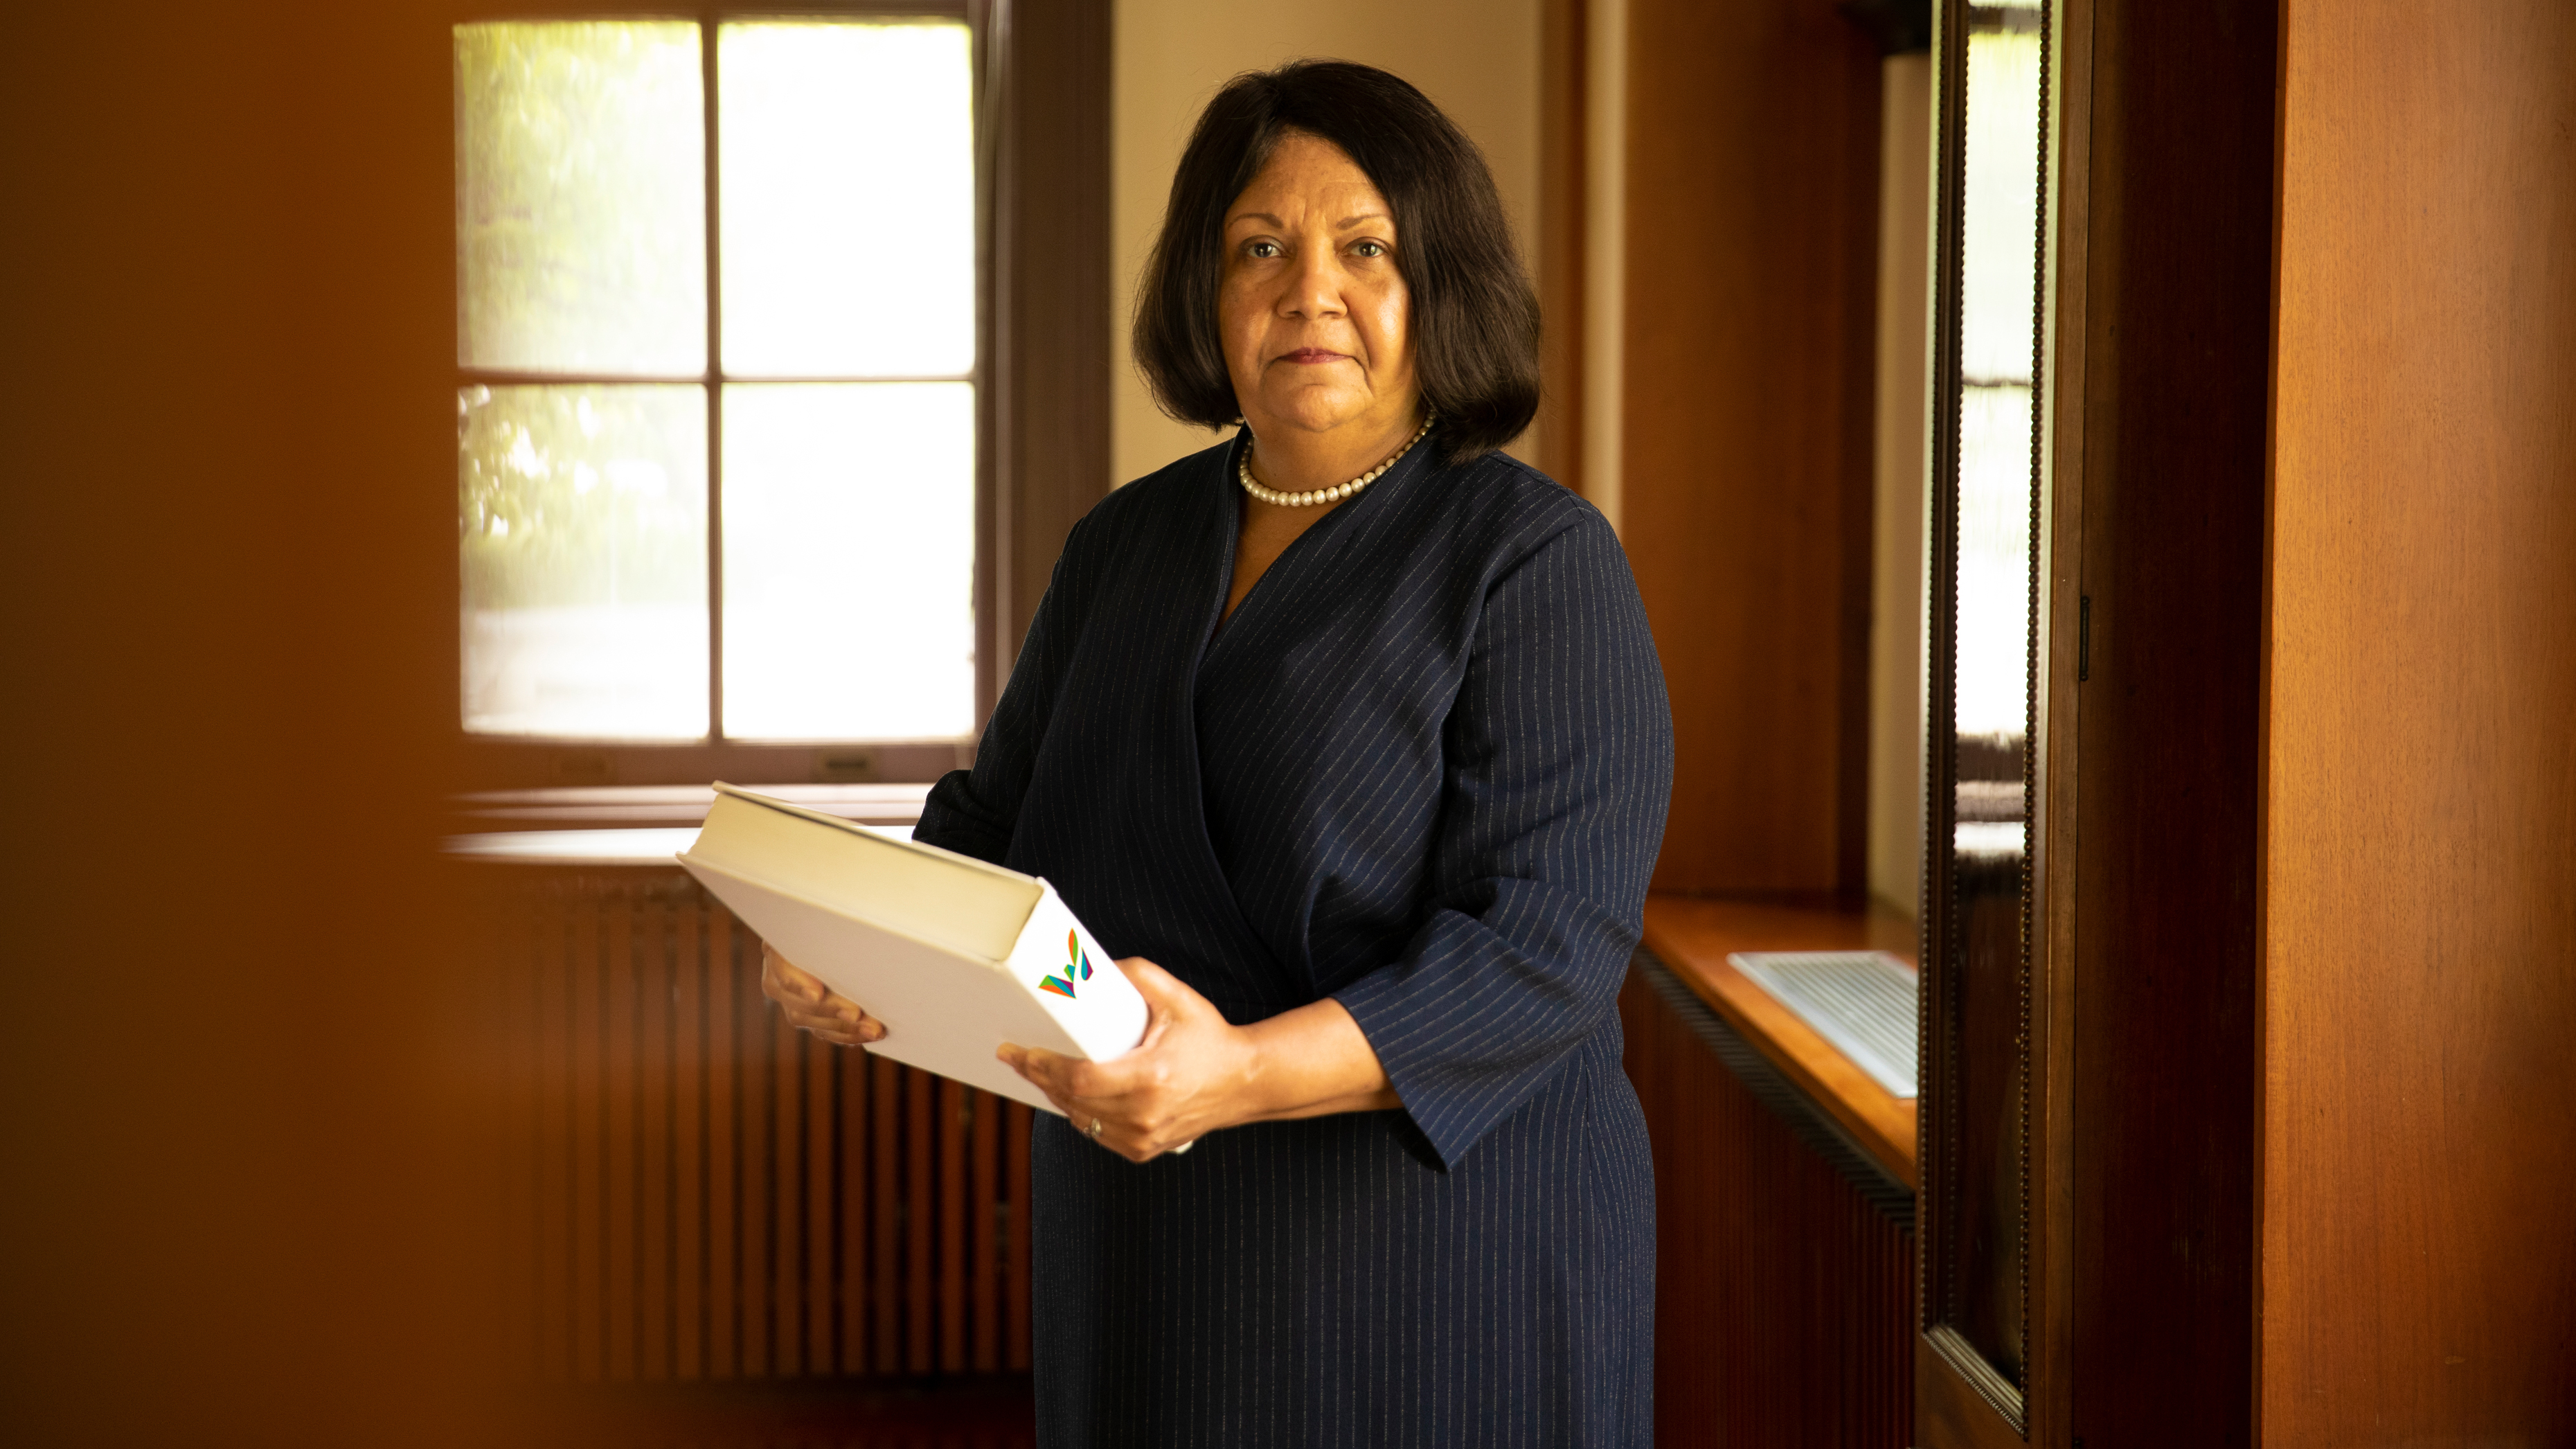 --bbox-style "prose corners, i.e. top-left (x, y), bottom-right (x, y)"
top-left (760, 942), bottom-right (886, 1047)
